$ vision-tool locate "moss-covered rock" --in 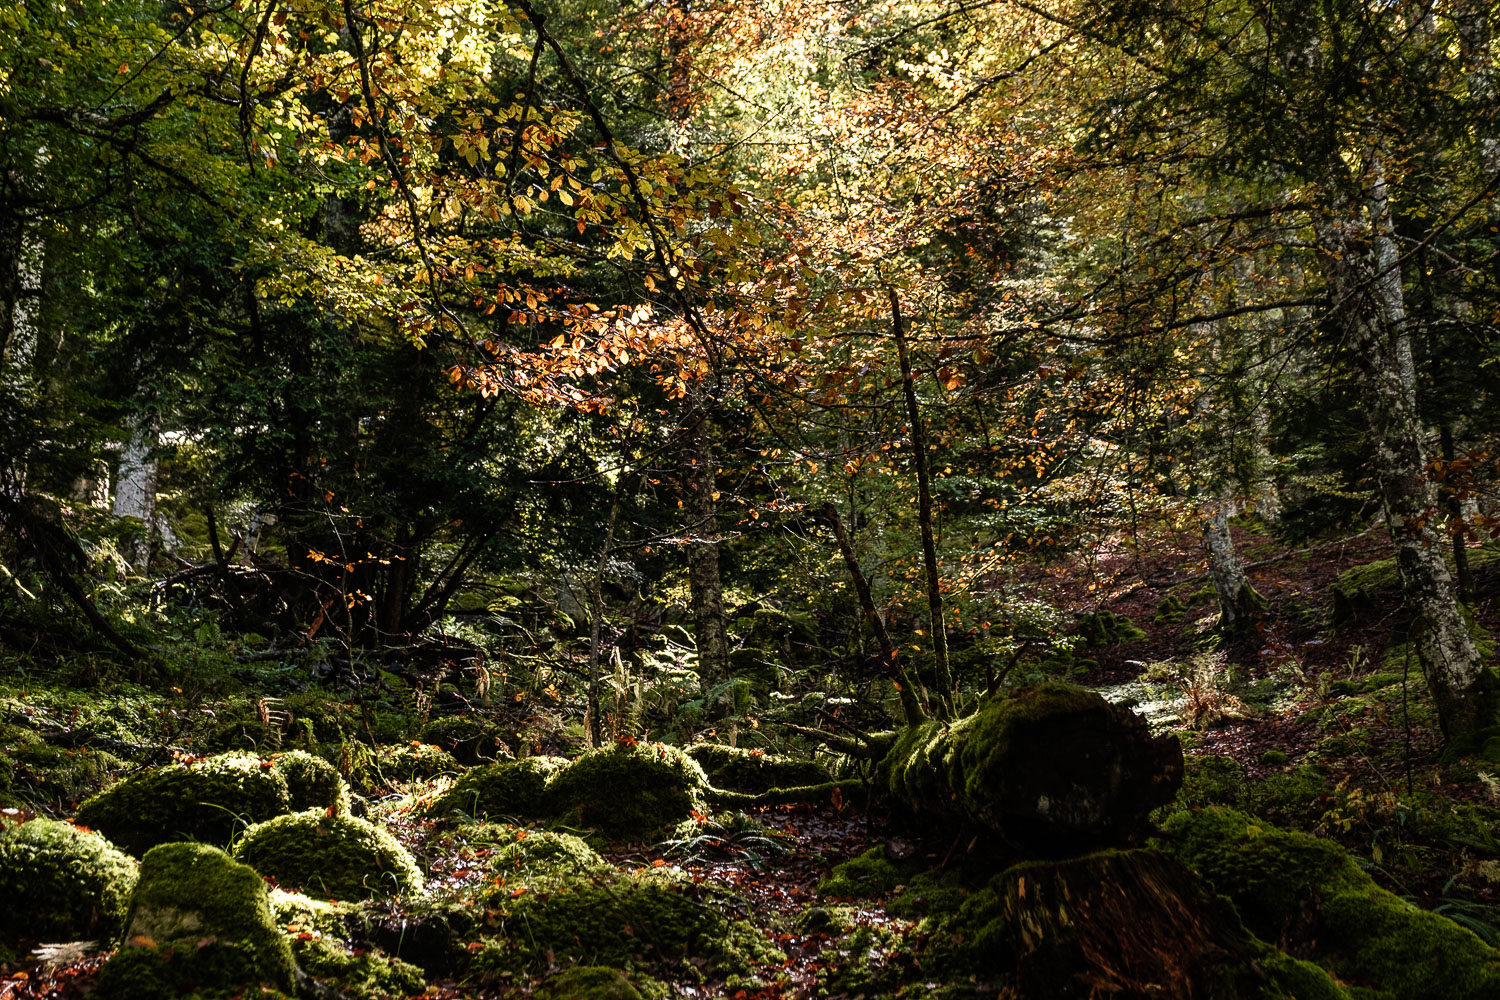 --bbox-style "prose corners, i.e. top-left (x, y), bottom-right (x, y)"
top-left (470, 869), bottom-right (779, 980)
top-left (272, 749), bottom-right (349, 813)
top-left (483, 825), bottom-right (609, 879)
top-left (353, 743), bottom-right (460, 793)
top-left (97, 842), bottom-right (296, 998)
top-left (75, 752), bottom-right (293, 856)
top-left (1160, 807), bottom-right (1500, 999)
top-left (538, 966), bottom-right (646, 1000)
top-left (880, 683), bottom-right (1183, 848)
top-left (233, 810), bottom-right (422, 900)
top-left (547, 741), bottom-right (711, 841)
top-left (817, 845), bottom-right (919, 900)
top-left (423, 756), bottom-right (563, 821)
top-left (1075, 609), bottom-right (1147, 647)
top-left (687, 743), bottom-right (830, 794)
top-left (1153, 594), bottom-right (1187, 626)
top-left (0, 818), bottom-right (138, 940)
top-left (290, 931), bottom-right (425, 1000)
top-left (418, 715), bottom-right (511, 766)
